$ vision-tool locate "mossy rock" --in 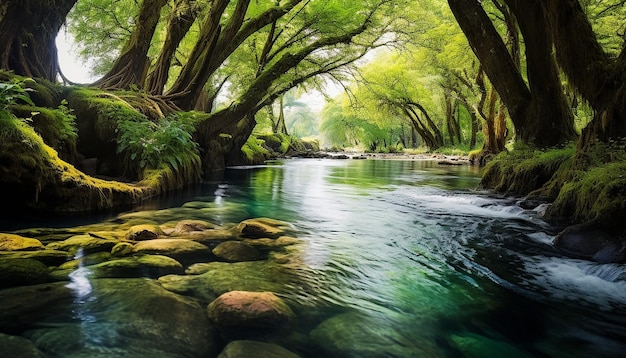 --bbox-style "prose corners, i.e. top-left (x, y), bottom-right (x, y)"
top-left (547, 162), bottom-right (626, 228)
top-left (0, 332), bottom-right (45, 358)
top-left (480, 146), bottom-right (574, 195)
top-left (0, 233), bottom-right (45, 251)
top-left (218, 340), bottom-right (300, 358)
top-left (0, 115), bottom-right (149, 212)
top-left (87, 255), bottom-right (184, 278)
top-left (9, 104), bottom-right (77, 163)
top-left (0, 250), bottom-right (69, 266)
top-left (207, 291), bottom-right (295, 338)
top-left (111, 242), bottom-right (134, 257)
top-left (0, 258), bottom-right (50, 287)
top-left (133, 238), bottom-right (212, 265)
top-left (171, 219), bottom-right (217, 234)
top-left (126, 224), bottom-right (164, 241)
top-left (57, 251), bottom-right (112, 270)
top-left (236, 218), bottom-right (289, 239)
top-left (212, 241), bottom-right (262, 262)
top-left (47, 234), bottom-right (119, 256)
top-left (159, 261), bottom-right (299, 305)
